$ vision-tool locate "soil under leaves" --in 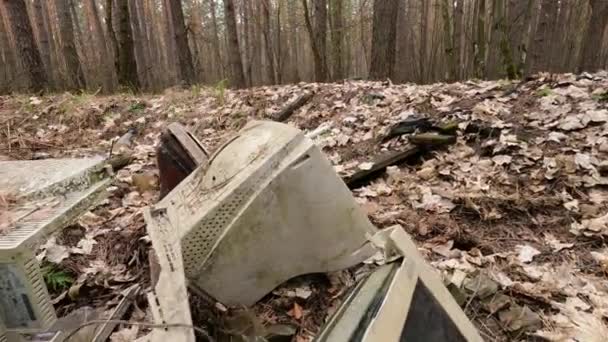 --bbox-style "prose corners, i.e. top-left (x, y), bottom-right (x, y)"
top-left (2, 72), bottom-right (608, 341)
